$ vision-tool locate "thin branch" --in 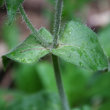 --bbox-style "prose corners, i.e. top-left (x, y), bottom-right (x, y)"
top-left (19, 5), bottom-right (49, 47)
top-left (52, 55), bottom-right (70, 110)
